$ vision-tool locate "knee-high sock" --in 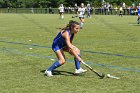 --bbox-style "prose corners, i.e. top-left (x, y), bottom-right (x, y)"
top-left (47, 61), bottom-right (61, 71)
top-left (61, 15), bottom-right (64, 19)
top-left (80, 22), bottom-right (84, 28)
top-left (74, 54), bottom-right (81, 70)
